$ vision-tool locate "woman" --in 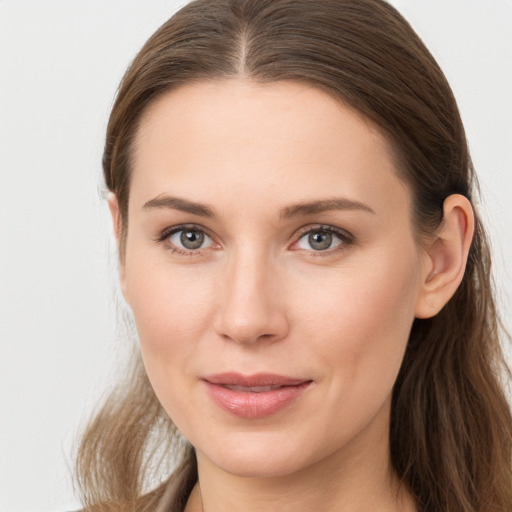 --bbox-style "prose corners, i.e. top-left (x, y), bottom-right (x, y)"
top-left (75, 0), bottom-right (512, 511)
